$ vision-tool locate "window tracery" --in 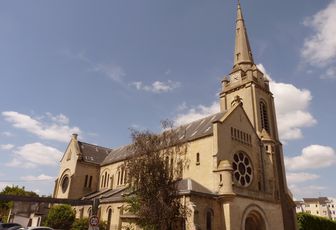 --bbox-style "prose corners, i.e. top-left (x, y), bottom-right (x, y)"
top-left (232, 152), bottom-right (253, 187)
